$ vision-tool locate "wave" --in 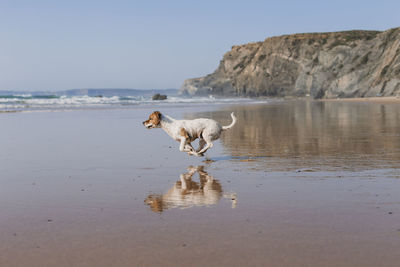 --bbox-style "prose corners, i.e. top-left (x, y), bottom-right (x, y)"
top-left (0, 94), bottom-right (271, 112)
